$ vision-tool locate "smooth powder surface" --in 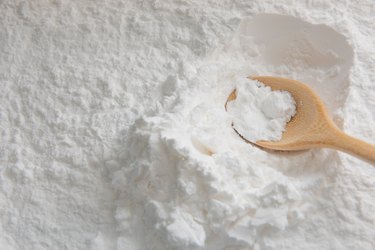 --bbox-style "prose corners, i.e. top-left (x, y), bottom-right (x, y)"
top-left (1, 1), bottom-right (375, 250)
